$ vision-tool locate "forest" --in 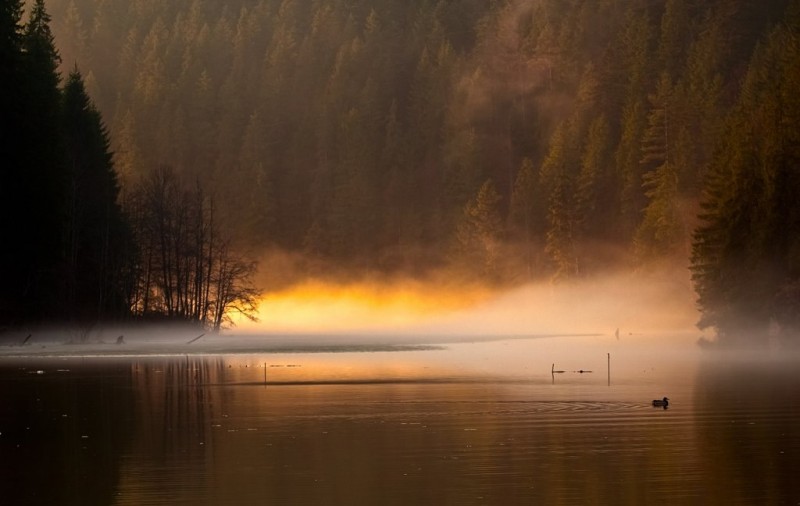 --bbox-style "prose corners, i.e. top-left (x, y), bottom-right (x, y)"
top-left (1, 0), bottom-right (258, 331)
top-left (2, 0), bottom-right (799, 343)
